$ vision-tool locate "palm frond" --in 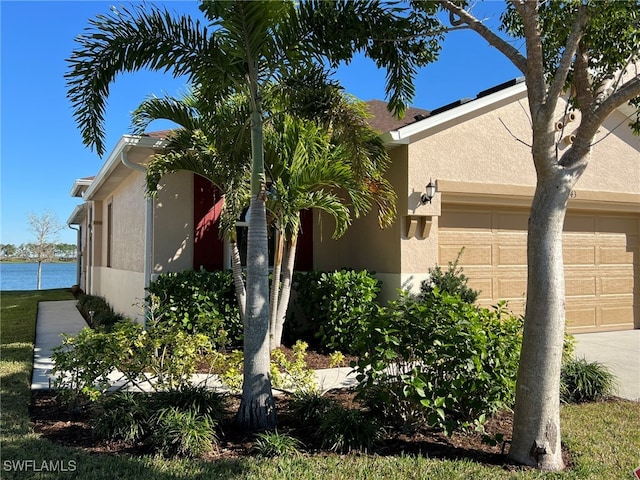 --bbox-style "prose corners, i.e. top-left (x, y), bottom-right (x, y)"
top-left (66, 4), bottom-right (218, 156)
